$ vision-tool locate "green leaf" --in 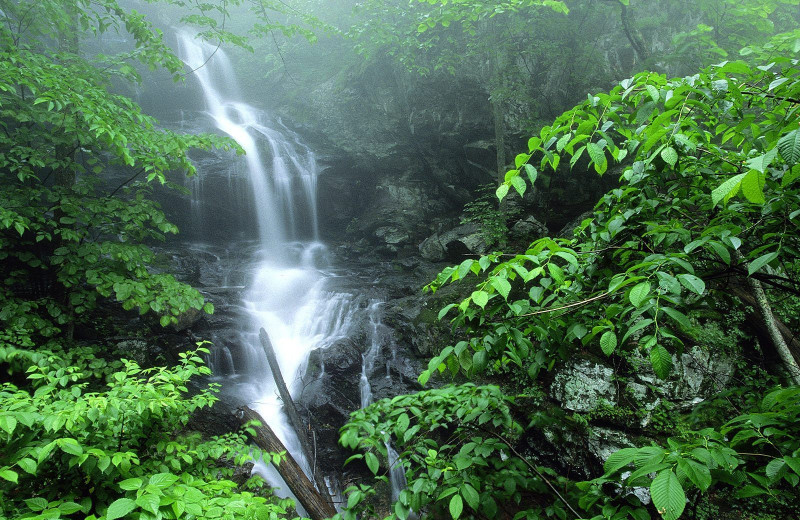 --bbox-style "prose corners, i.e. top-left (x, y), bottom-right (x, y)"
top-left (649, 345), bottom-right (673, 379)
top-left (677, 458), bottom-right (711, 491)
top-left (784, 456), bottom-right (800, 476)
top-left (661, 147), bottom-right (678, 168)
top-left (489, 277), bottom-right (511, 299)
top-left (600, 331), bottom-right (617, 356)
top-left (711, 172), bottom-right (746, 206)
top-left (471, 290), bottom-right (489, 308)
top-left (510, 175), bottom-right (526, 197)
top-left (0, 415), bottom-right (17, 435)
top-left (25, 498), bottom-right (48, 512)
top-left (496, 184), bottom-right (509, 202)
top-left (524, 164), bottom-right (538, 184)
top-left (119, 477), bottom-right (143, 491)
top-left (106, 498), bottom-right (137, 520)
top-left (58, 438), bottom-right (83, 456)
top-left (136, 494), bottom-right (160, 515)
top-left (646, 84), bottom-right (660, 103)
top-left (661, 307), bottom-right (691, 330)
top-left (747, 251), bottom-right (778, 276)
top-left (778, 129), bottom-right (800, 166)
top-left (17, 458), bottom-right (37, 475)
top-left (677, 274), bottom-right (705, 295)
top-left (629, 281), bottom-right (651, 307)
top-left (650, 469), bottom-right (686, 520)
top-left (603, 447), bottom-right (638, 475)
top-left (460, 483), bottom-right (480, 510)
top-left (147, 472), bottom-right (178, 489)
top-left (0, 469), bottom-right (18, 483)
top-left (741, 169), bottom-right (765, 204)
top-left (449, 494), bottom-right (463, 520)
top-left (365, 452), bottom-right (379, 475)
